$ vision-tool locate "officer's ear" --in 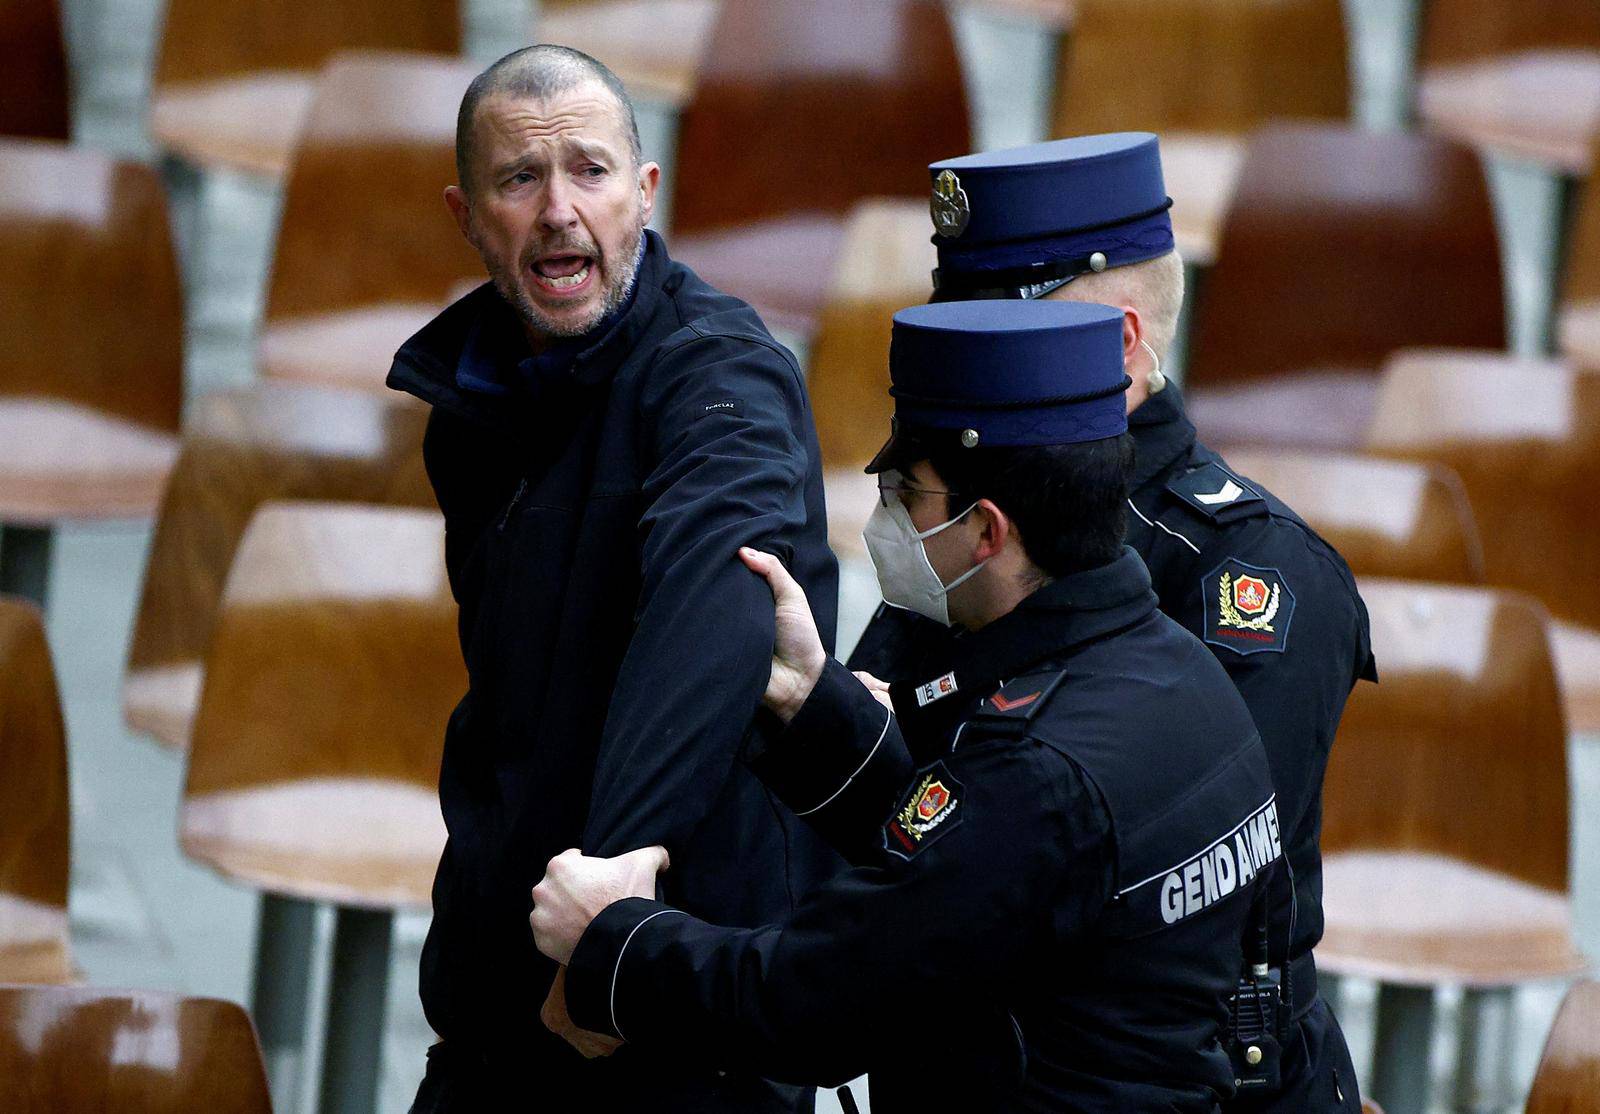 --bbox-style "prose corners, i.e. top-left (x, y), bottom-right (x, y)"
top-left (969, 498), bottom-right (1013, 563)
top-left (1119, 306), bottom-right (1145, 364)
